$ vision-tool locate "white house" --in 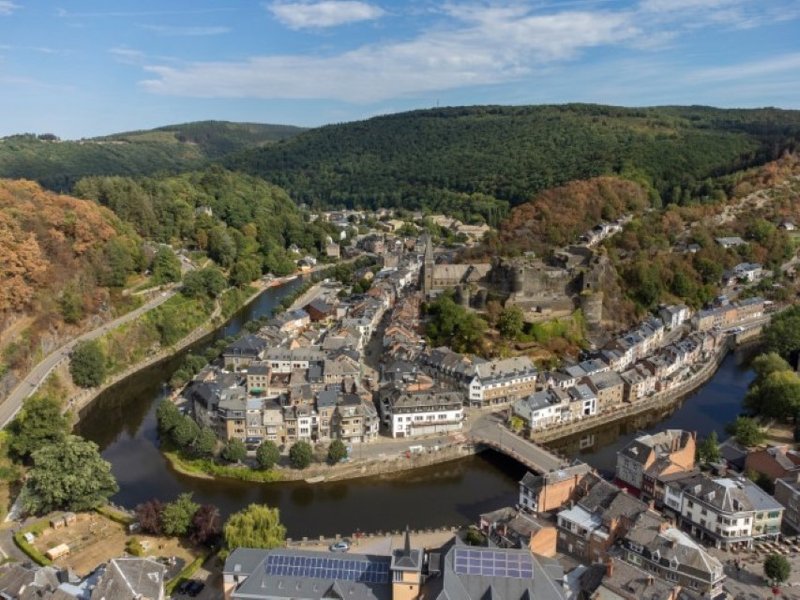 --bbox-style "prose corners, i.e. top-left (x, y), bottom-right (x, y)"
top-left (467, 357), bottom-right (537, 407)
top-left (512, 388), bottom-right (570, 431)
top-left (377, 387), bottom-right (464, 438)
